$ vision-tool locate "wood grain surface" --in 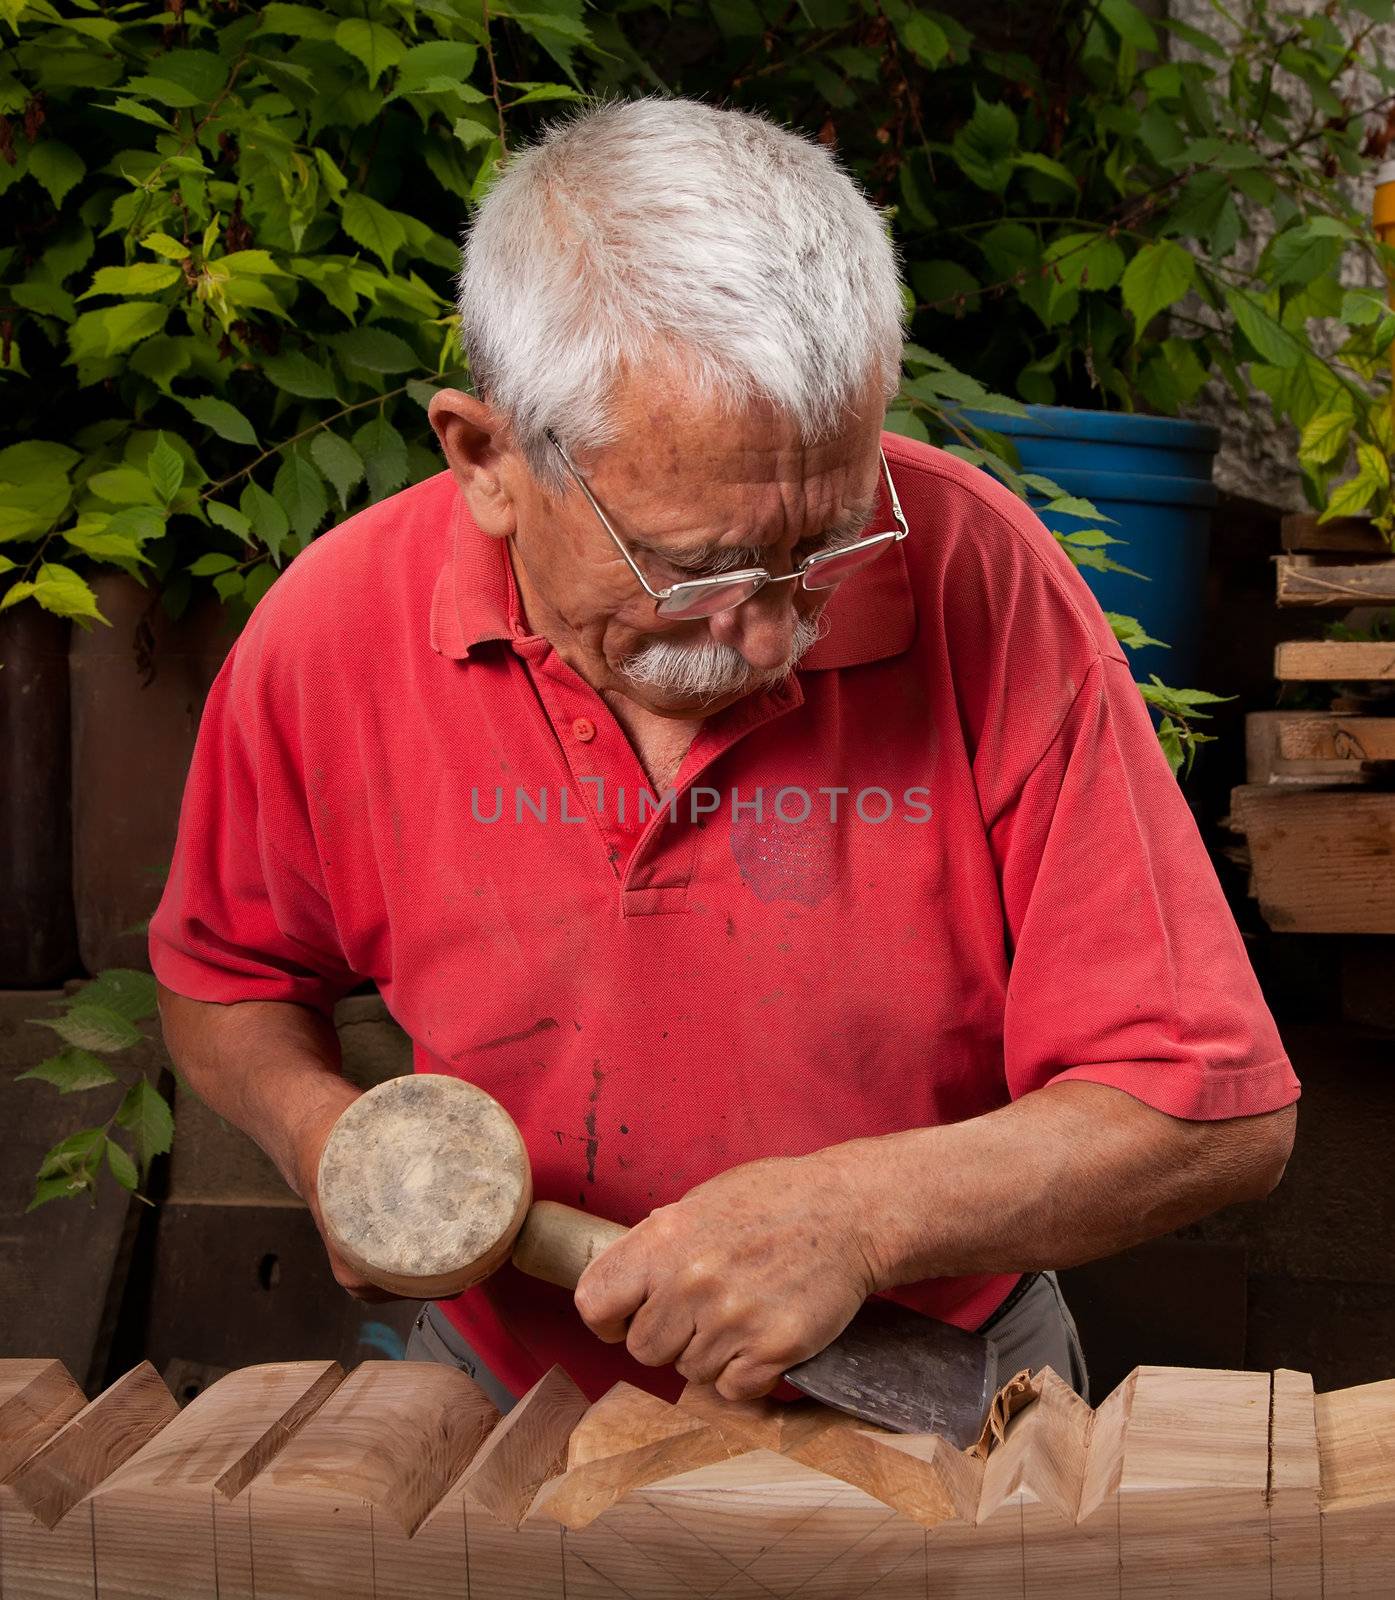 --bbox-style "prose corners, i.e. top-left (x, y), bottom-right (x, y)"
top-left (4, 1354), bottom-right (1395, 1596)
